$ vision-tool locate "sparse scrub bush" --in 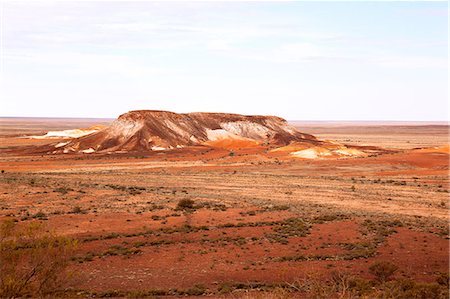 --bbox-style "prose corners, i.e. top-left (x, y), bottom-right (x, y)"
top-left (373, 279), bottom-right (447, 299)
top-left (0, 219), bottom-right (78, 298)
top-left (102, 232), bottom-right (120, 240)
top-left (240, 204), bottom-right (290, 216)
top-left (268, 205), bottom-right (290, 211)
top-left (32, 211), bottom-right (47, 220)
top-left (369, 260), bottom-right (399, 282)
top-left (53, 187), bottom-right (74, 195)
top-left (298, 271), bottom-right (449, 299)
top-left (273, 218), bottom-right (310, 237)
top-left (183, 284), bottom-right (206, 296)
top-left (313, 213), bottom-right (349, 224)
top-left (71, 206), bottom-right (83, 214)
top-left (435, 272), bottom-right (449, 287)
top-left (150, 215), bottom-right (165, 221)
top-left (105, 184), bottom-right (145, 195)
top-left (102, 244), bottom-right (142, 257)
top-left (218, 283), bottom-right (233, 294)
top-left (145, 203), bottom-right (165, 212)
top-left (240, 210), bottom-right (257, 216)
top-left (336, 241), bottom-right (377, 260)
top-left (194, 201), bottom-right (228, 211)
top-left (361, 219), bottom-right (401, 242)
top-left (176, 198), bottom-right (195, 210)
